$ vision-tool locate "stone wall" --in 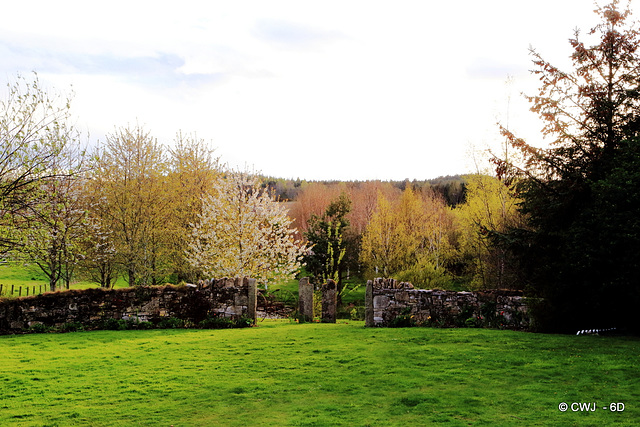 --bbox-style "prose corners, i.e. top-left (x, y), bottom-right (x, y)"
top-left (365, 278), bottom-right (530, 329)
top-left (0, 278), bottom-right (256, 334)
